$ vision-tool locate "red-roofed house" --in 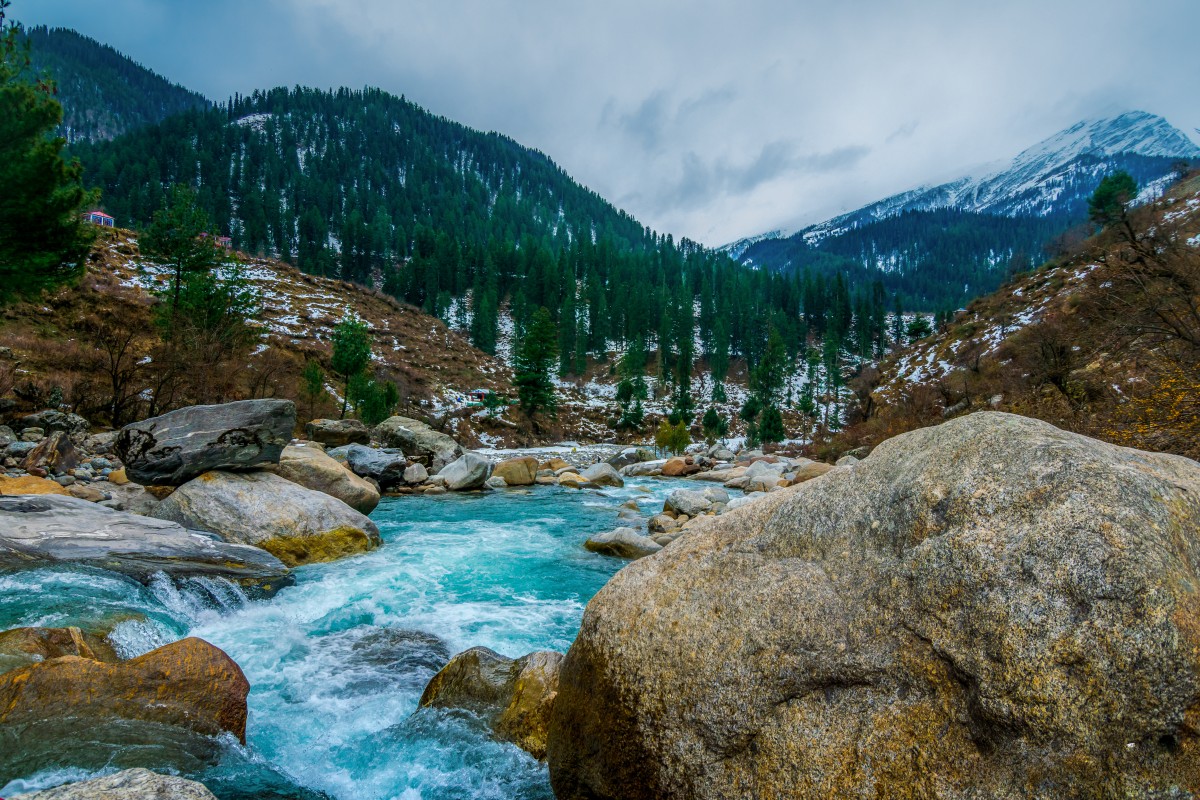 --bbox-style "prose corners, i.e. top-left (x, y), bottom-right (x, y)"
top-left (83, 211), bottom-right (115, 227)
